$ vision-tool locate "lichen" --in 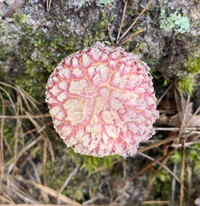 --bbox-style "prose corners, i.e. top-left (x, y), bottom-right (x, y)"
top-left (160, 8), bottom-right (190, 34)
